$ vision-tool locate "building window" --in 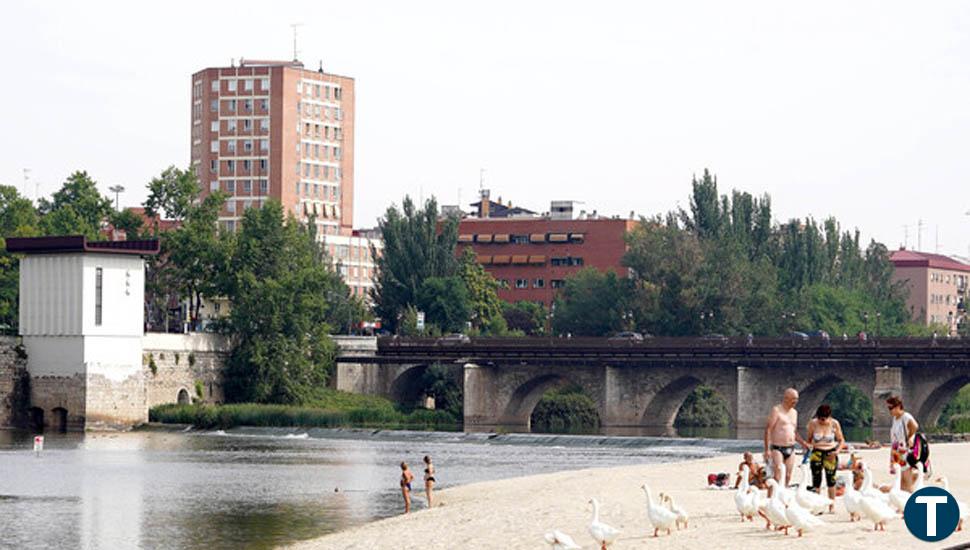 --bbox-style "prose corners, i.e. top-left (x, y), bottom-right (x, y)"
top-left (260, 78), bottom-right (269, 90)
top-left (211, 80), bottom-right (219, 93)
top-left (227, 160), bottom-right (235, 171)
top-left (243, 180), bottom-right (252, 193)
top-left (243, 141), bottom-right (253, 153)
top-left (244, 99), bottom-right (252, 112)
top-left (226, 180), bottom-right (235, 193)
top-left (210, 160), bottom-right (217, 173)
top-left (210, 181), bottom-right (219, 192)
top-left (210, 99), bottom-right (218, 112)
top-left (242, 159), bottom-right (251, 171)
top-left (95, 267), bottom-right (103, 326)
top-left (260, 99), bottom-right (269, 111)
top-left (551, 279), bottom-right (566, 288)
top-left (227, 200), bottom-right (236, 213)
top-left (228, 80), bottom-right (237, 92)
top-left (335, 87), bottom-right (342, 100)
top-left (210, 121), bottom-right (219, 132)
top-left (210, 141), bottom-right (218, 153)
top-left (260, 118), bottom-right (269, 131)
top-left (515, 278), bottom-right (528, 289)
top-left (244, 79), bottom-right (253, 92)
top-left (259, 180), bottom-right (268, 194)
top-left (227, 140), bottom-right (236, 153)
top-left (228, 100), bottom-right (236, 112)
top-left (534, 279), bottom-right (545, 288)
top-left (511, 235), bottom-right (529, 244)
top-left (243, 119), bottom-right (252, 131)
